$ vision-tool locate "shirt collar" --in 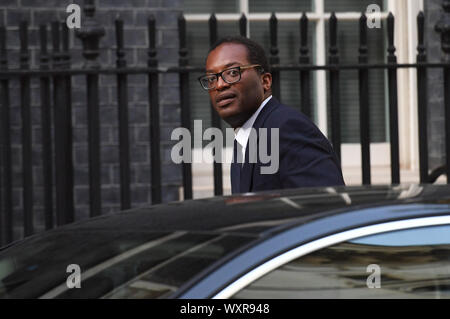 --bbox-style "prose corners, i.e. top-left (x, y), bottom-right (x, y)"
top-left (235, 95), bottom-right (272, 149)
